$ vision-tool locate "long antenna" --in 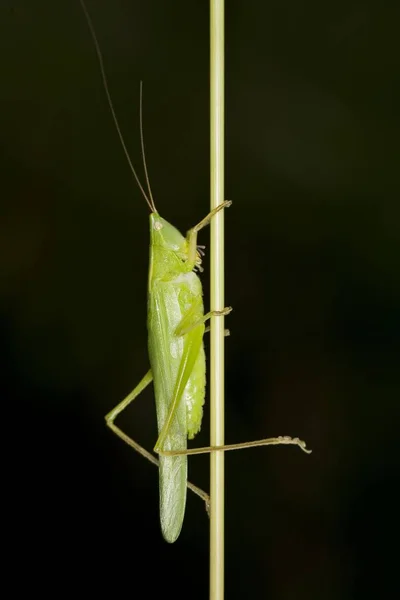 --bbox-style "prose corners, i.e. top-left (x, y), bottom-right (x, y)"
top-left (78, 0), bottom-right (156, 213)
top-left (139, 82), bottom-right (155, 211)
